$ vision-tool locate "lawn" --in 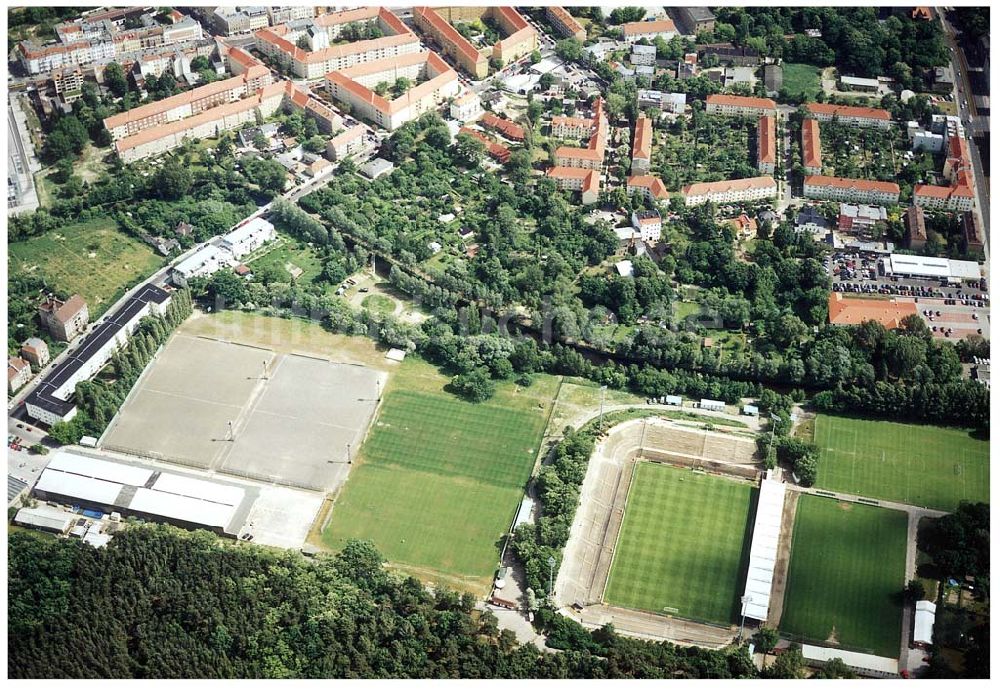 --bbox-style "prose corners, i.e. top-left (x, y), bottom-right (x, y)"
top-left (780, 496), bottom-right (907, 657)
top-left (782, 63), bottom-right (822, 98)
top-left (247, 234), bottom-right (325, 285)
top-left (813, 414), bottom-right (989, 512)
top-left (361, 293), bottom-right (396, 315)
top-left (604, 463), bottom-right (754, 625)
top-left (8, 218), bottom-right (164, 317)
top-left (323, 358), bottom-right (559, 592)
